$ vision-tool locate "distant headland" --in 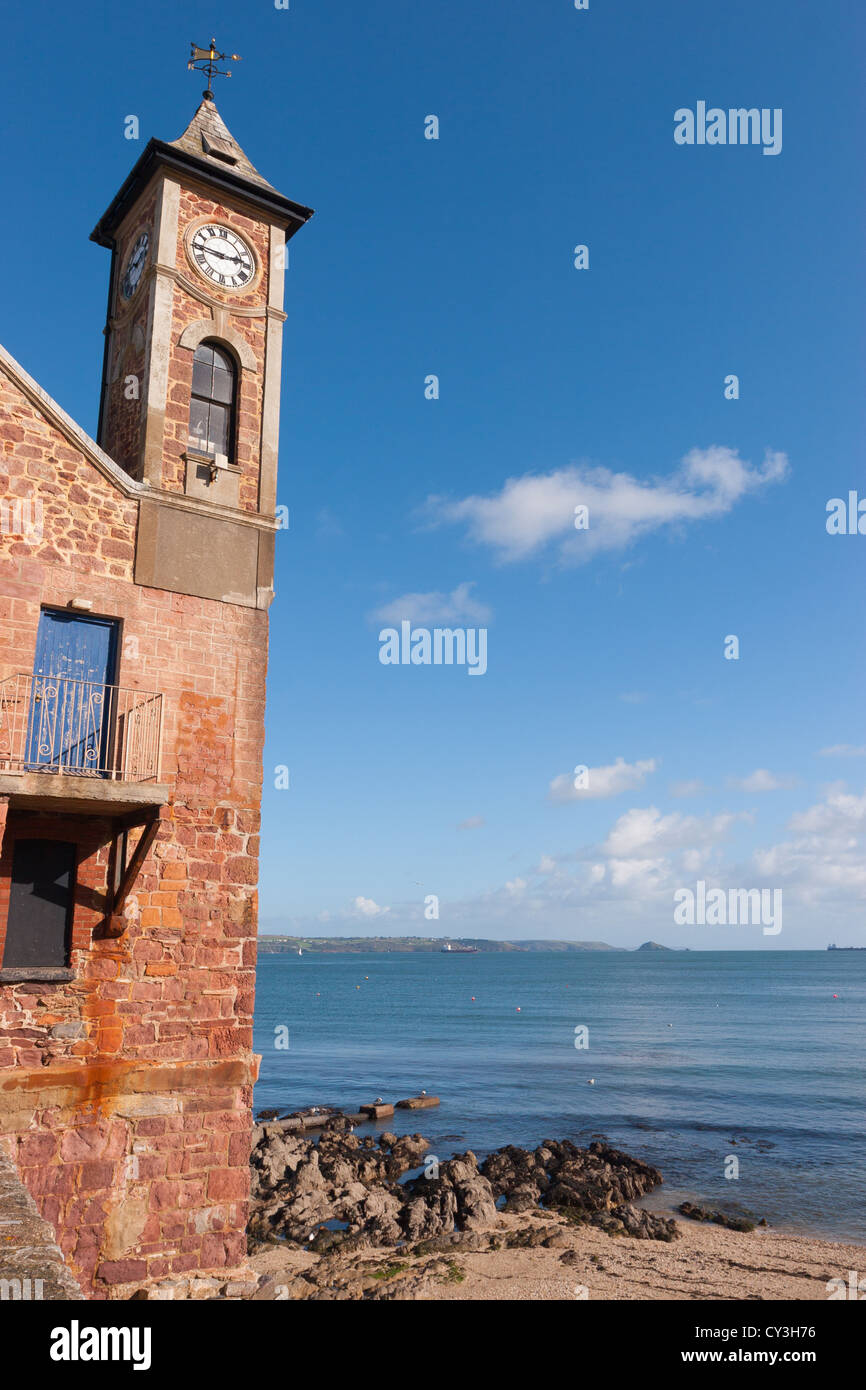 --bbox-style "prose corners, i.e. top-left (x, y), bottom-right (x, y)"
top-left (256, 936), bottom-right (683, 954)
